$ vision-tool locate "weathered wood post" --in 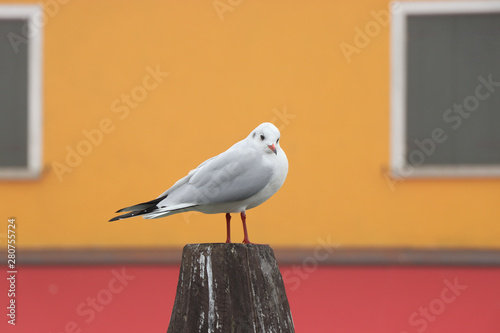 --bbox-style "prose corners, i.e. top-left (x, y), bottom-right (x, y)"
top-left (167, 243), bottom-right (295, 333)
